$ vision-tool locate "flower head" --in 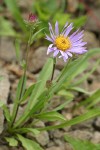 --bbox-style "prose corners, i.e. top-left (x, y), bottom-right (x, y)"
top-left (46, 22), bottom-right (87, 62)
top-left (28, 13), bottom-right (38, 23)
